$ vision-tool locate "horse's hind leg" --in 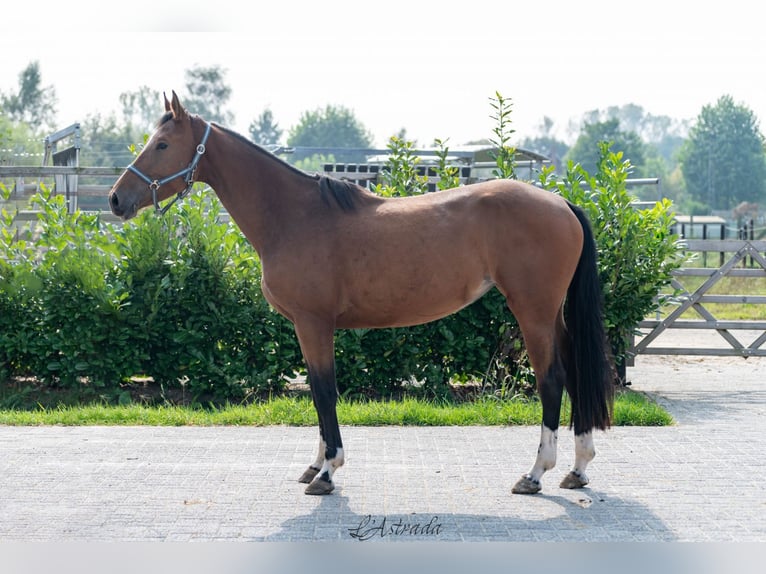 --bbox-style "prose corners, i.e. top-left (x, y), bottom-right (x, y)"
top-left (558, 372), bottom-right (597, 489)
top-left (511, 314), bottom-right (598, 492)
top-left (511, 318), bottom-right (567, 495)
top-left (560, 432), bottom-right (595, 489)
